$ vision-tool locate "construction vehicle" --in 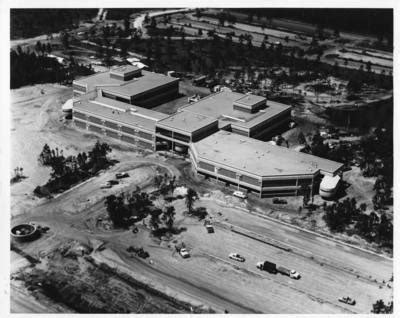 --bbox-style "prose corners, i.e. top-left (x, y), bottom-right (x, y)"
top-left (277, 266), bottom-right (301, 279)
top-left (205, 224), bottom-right (214, 233)
top-left (338, 296), bottom-right (356, 305)
top-left (204, 219), bottom-right (214, 233)
top-left (256, 261), bottom-right (277, 274)
top-left (175, 242), bottom-right (190, 258)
